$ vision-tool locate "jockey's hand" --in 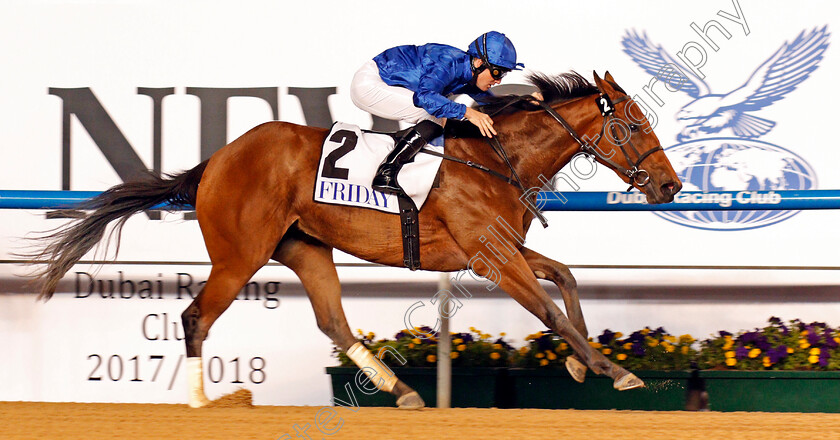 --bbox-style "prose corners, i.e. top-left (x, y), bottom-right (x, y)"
top-left (464, 107), bottom-right (497, 138)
